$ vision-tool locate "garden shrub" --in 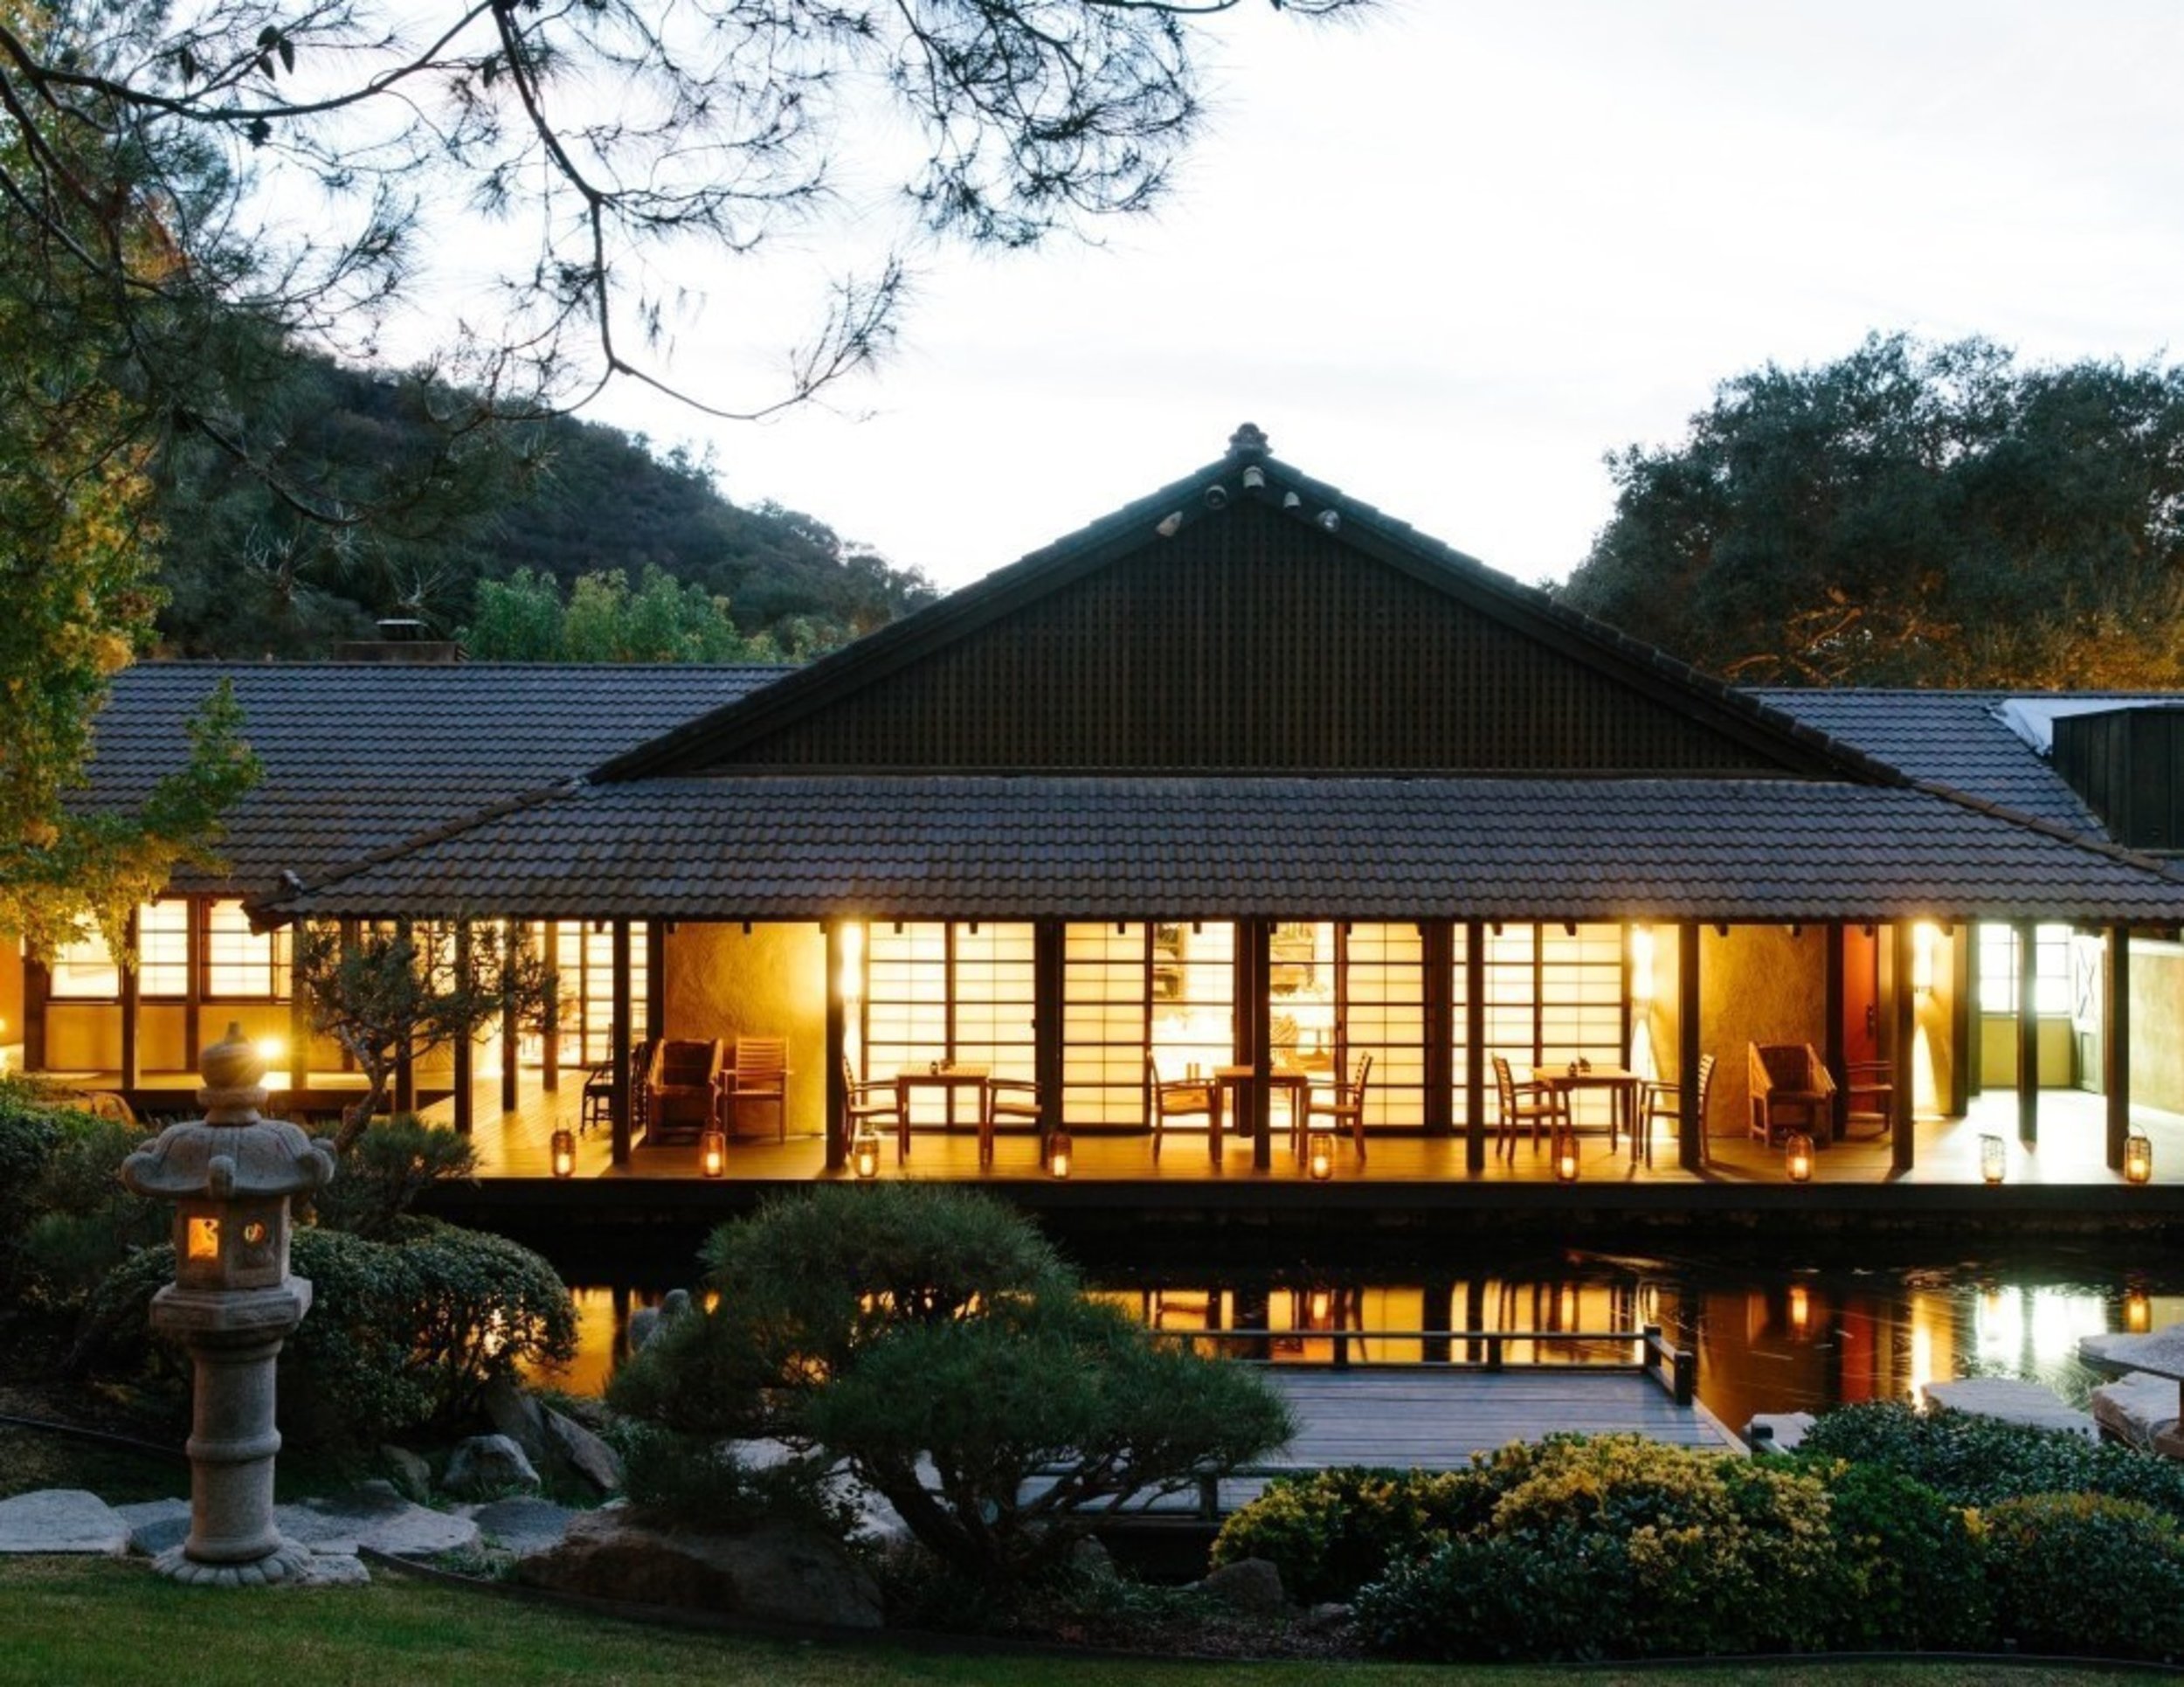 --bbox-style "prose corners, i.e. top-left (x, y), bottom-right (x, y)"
top-left (0, 1080), bottom-right (62, 1291)
top-left (1354, 1435), bottom-right (1836, 1662)
top-left (1801, 1399), bottom-right (2184, 1519)
top-left (77, 1220), bottom-right (576, 1447)
top-left (18, 1114), bottom-right (163, 1308)
top-left (612, 1185), bottom-right (1292, 1584)
top-left (1805, 1459), bottom-right (1990, 1651)
top-left (617, 1421), bottom-right (847, 1536)
top-left (309, 1116), bottom-right (479, 1240)
top-left (1212, 1467), bottom-right (1495, 1603)
top-left (1980, 1491), bottom-right (2184, 1659)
